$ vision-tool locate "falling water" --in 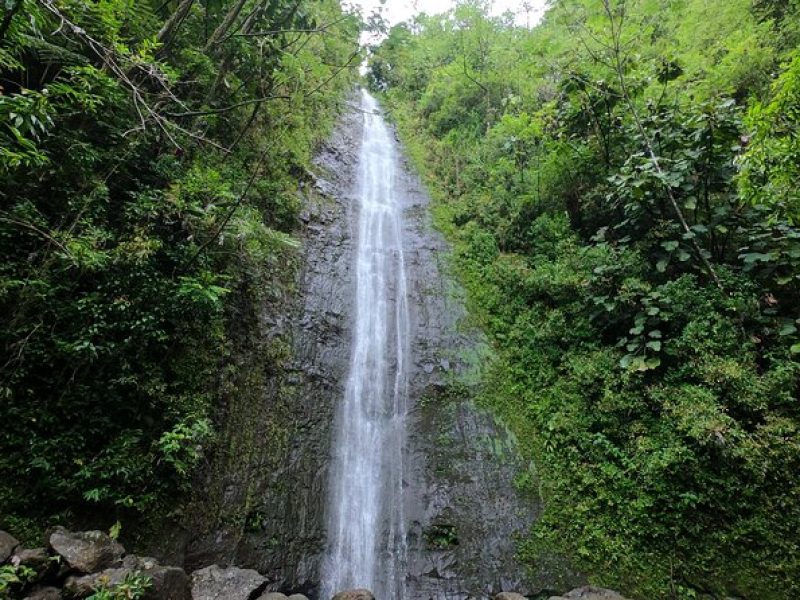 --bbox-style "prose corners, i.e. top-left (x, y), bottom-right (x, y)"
top-left (321, 90), bottom-right (410, 599)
